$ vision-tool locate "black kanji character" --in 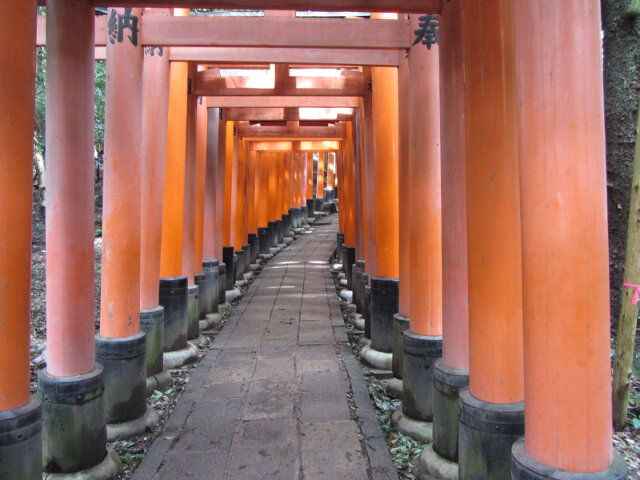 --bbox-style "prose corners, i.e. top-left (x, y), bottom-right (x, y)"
top-left (413, 14), bottom-right (439, 50)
